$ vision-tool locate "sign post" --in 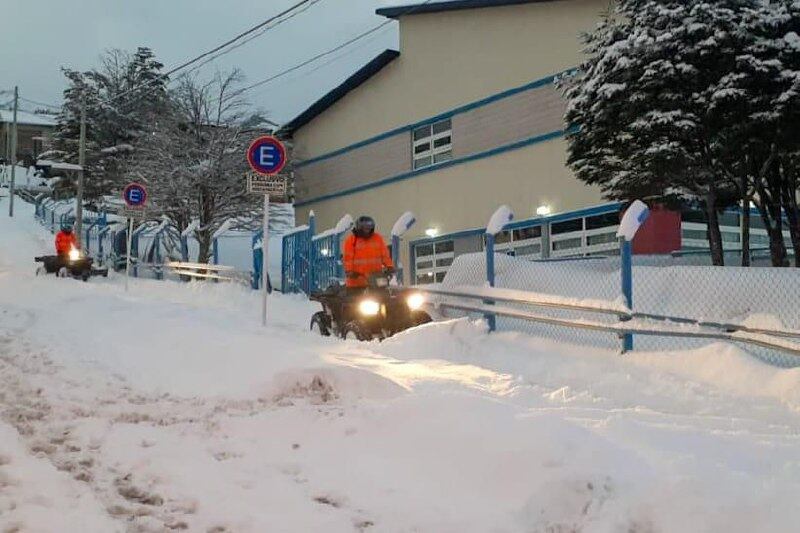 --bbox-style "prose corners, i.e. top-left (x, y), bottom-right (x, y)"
top-left (246, 136), bottom-right (287, 326)
top-left (122, 182), bottom-right (148, 292)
